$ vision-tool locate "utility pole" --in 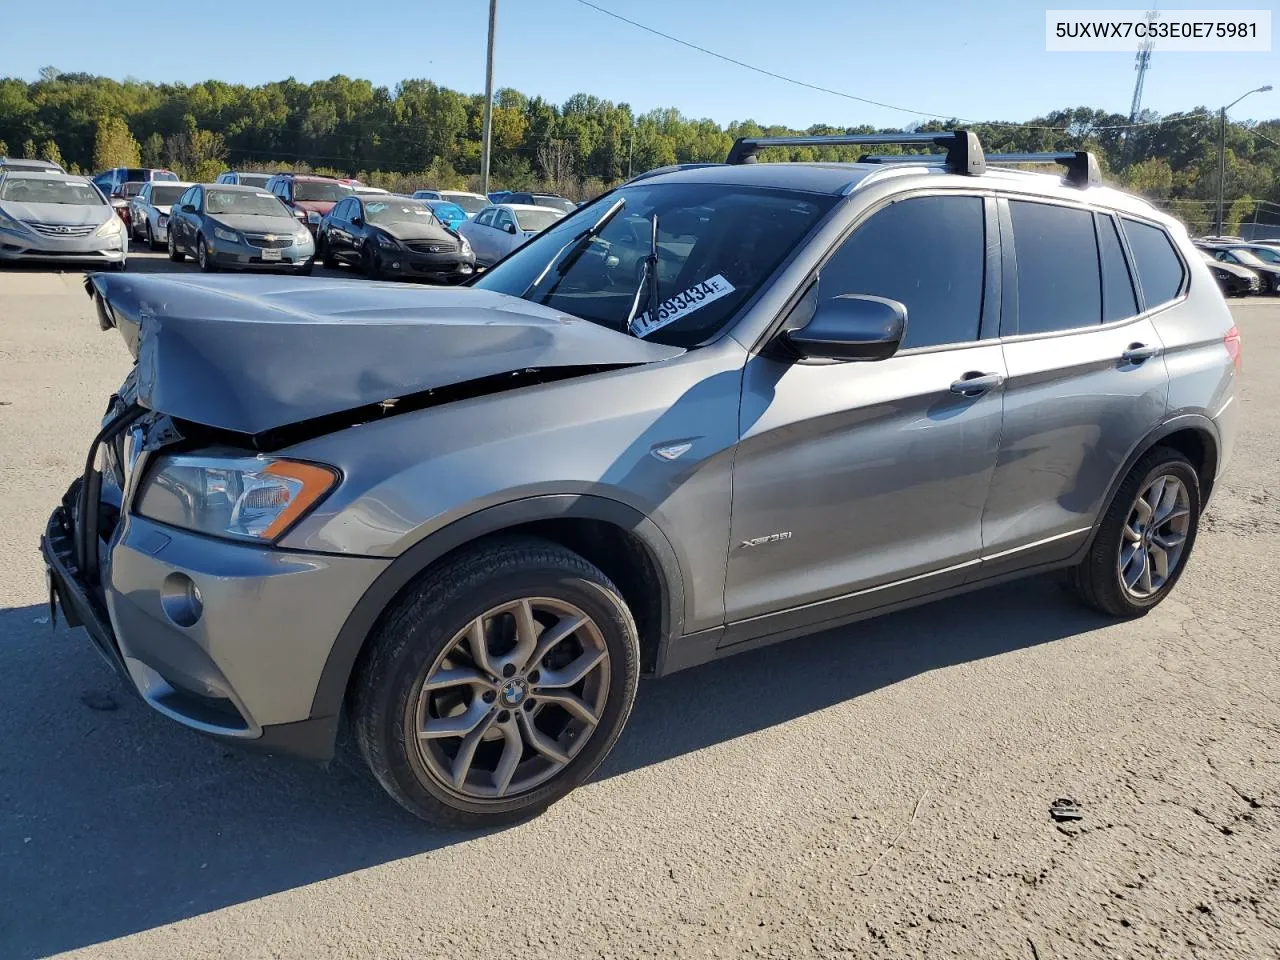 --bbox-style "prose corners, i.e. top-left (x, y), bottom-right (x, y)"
top-left (1214, 85), bottom-right (1272, 235)
top-left (479, 0), bottom-right (497, 196)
